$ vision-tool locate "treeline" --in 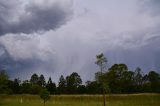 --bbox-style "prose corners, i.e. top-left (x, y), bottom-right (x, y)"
top-left (0, 64), bottom-right (160, 95)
